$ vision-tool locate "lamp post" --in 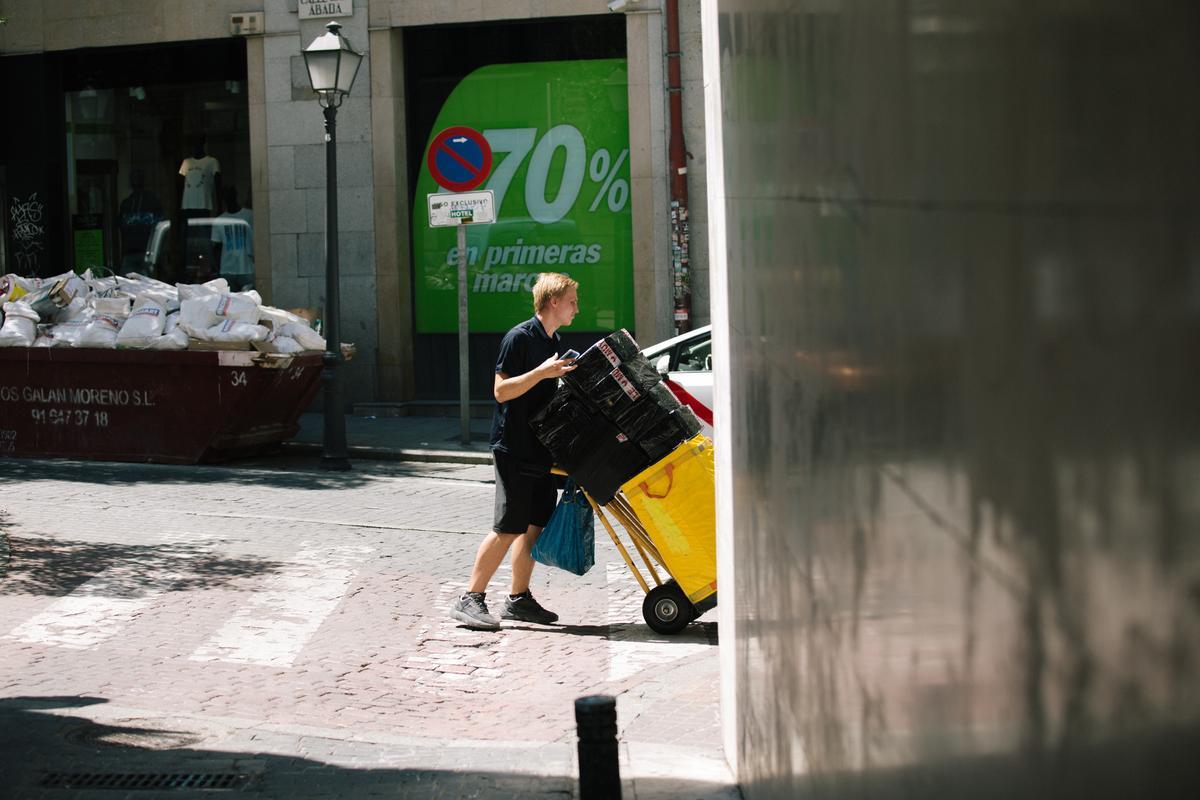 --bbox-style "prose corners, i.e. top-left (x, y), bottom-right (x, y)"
top-left (303, 21), bottom-right (363, 471)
